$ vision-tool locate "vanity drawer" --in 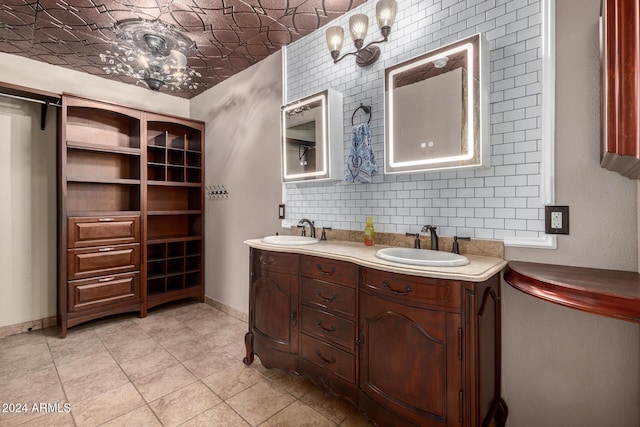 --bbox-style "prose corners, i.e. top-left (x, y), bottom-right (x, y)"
top-left (301, 306), bottom-right (356, 351)
top-left (68, 244), bottom-right (140, 280)
top-left (300, 255), bottom-right (357, 288)
top-left (300, 334), bottom-right (355, 383)
top-left (68, 272), bottom-right (140, 312)
top-left (68, 216), bottom-right (140, 248)
top-left (360, 267), bottom-right (461, 309)
top-left (252, 249), bottom-right (298, 275)
top-left (301, 277), bottom-right (356, 317)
